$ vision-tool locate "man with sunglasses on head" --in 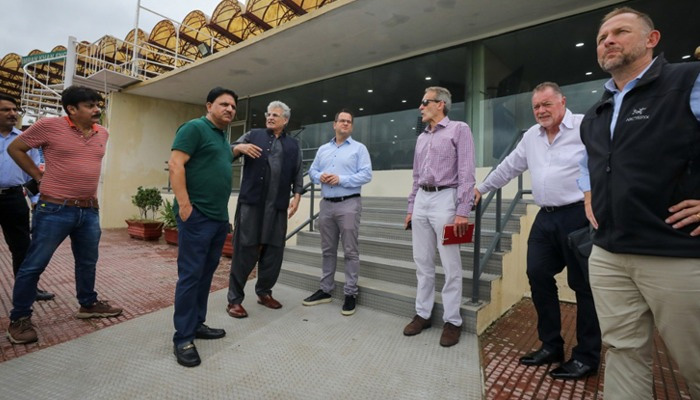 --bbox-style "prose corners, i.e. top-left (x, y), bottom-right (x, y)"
top-left (226, 101), bottom-right (303, 319)
top-left (6, 86), bottom-right (122, 345)
top-left (0, 94), bottom-right (54, 302)
top-left (302, 109), bottom-right (372, 316)
top-left (403, 86), bottom-right (475, 347)
top-left (169, 87), bottom-right (237, 367)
